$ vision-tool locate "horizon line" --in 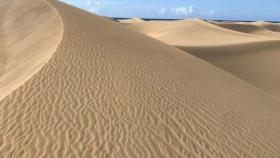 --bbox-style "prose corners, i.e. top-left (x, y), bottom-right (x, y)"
top-left (109, 17), bottom-right (280, 23)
